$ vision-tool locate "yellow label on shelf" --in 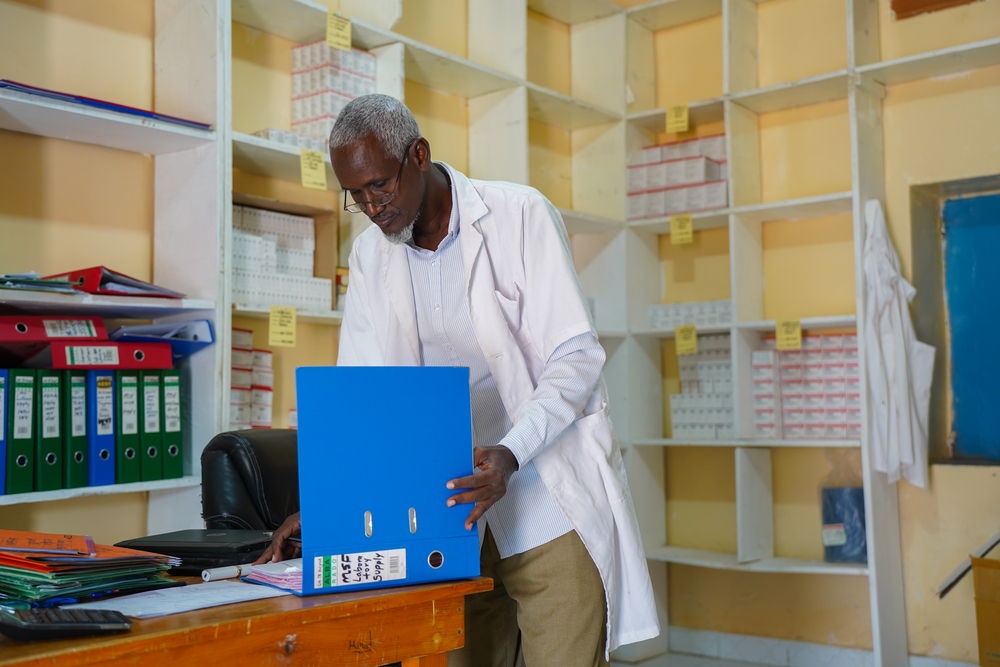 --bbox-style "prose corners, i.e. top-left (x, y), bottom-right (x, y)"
top-left (326, 12), bottom-right (352, 51)
top-left (776, 319), bottom-right (802, 351)
top-left (666, 105), bottom-right (689, 133)
top-left (300, 149), bottom-right (327, 190)
top-left (670, 214), bottom-right (694, 245)
top-left (675, 324), bottom-right (698, 356)
top-left (269, 305), bottom-right (297, 348)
